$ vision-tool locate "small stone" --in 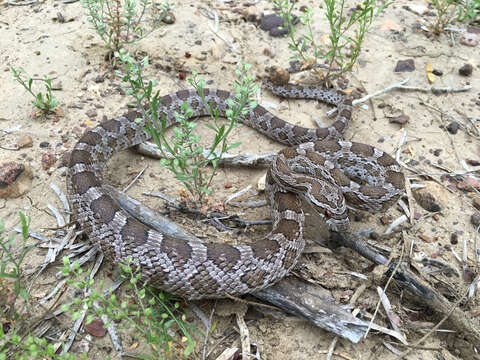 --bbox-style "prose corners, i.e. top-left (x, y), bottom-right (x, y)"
top-left (244, 5), bottom-right (261, 22)
top-left (380, 215), bottom-right (392, 225)
top-left (0, 161), bottom-right (33, 198)
top-left (162, 11), bottom-right (175, 24)
top-left (84, 319), bottom-right (107, 337)
top-left (56, 12), bottom-right (65, 23)
top-left (263, 46), bottom-right (276, 58)
top-left (267, 65), bottom-right (290, 85)
top-left (0, 162), bottom-right (25, 187)
top-left (369, 232), bottom-right (379, 240)
top-left (389, 114), bottom-right (409, 125)
top-left (432, 69), bottom-right (443, 76)
top-left (446, 121), bottom-right (459, 134)
top-left (17, 135), bottom-right (33, 149)
top-left (394, 59), bottom-right (415, 72)
top-left (459, 63), bottom-right (473, 76)
top-left (457, 177), bottom-right (480, 191)
top-left (34, 50), bottom-right (41, 55)
top-left (39, 141), bottom-right (49, 148)
top-left (466, 159), bottom-right (480, 166)
top-left (450, 233), bottom-right (458, 245)
top-left (471, 213), bottom-right (480, 227)
top-left (412, 185), bottom-right (443, 212)
top-left (194, 40), bottom-right (202, 45)
top-left (418, 233), bottom-right (436, 243)
top-left (259, 13), bottom-right (298, 37)
top-left (41, 153), bottom-right (56, 170)
top-left (94, 75), bottom-right (104, 83)
top-left (460, 33), bottom-right (479, 47)
top-left (86, 109), bottom-right (97, 118)
top-left (433, 149), bottom-right (442, 156)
